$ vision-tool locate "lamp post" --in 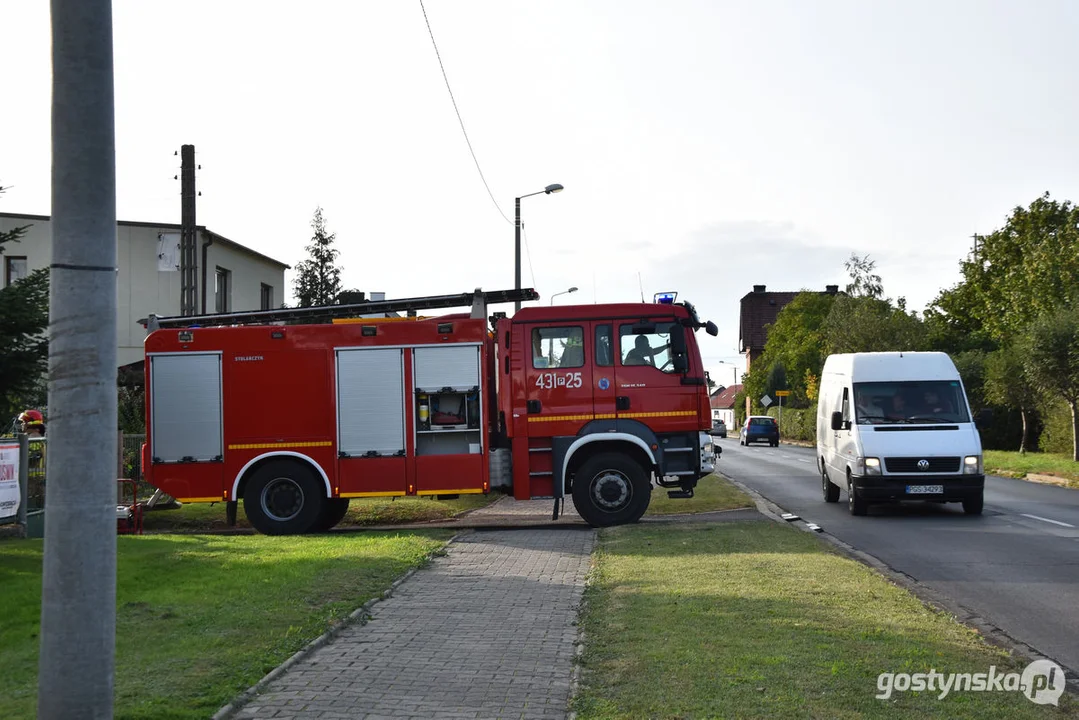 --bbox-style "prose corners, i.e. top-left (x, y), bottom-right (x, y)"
top-left (515, 183), bottom-right (564, 312)
top-left (719, 360), bottom-right (739, 386)
top-left (550, 286), bottom-right (578, 305)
